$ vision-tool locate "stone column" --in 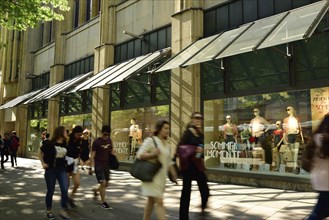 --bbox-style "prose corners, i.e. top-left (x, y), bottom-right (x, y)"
top-left (91, 1), bottom-right (115, 137)
top-left (170, 0), bottom-right (204, 147)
